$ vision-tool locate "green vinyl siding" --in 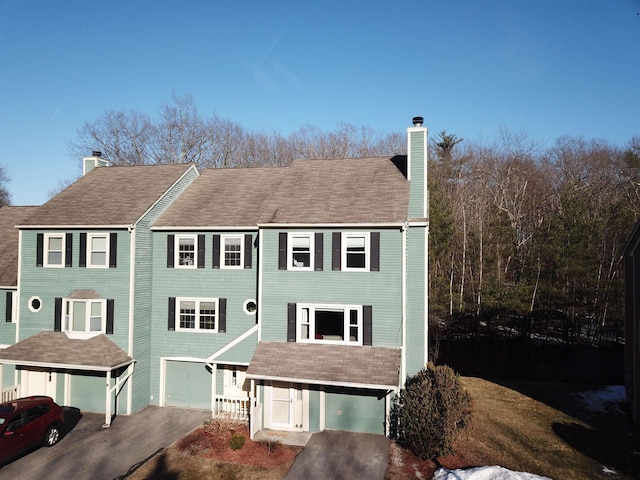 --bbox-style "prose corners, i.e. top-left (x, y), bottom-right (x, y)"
top-left (70, 372), bottom-right (111, 413)
top-left (408, 129), bottom-right (427, 219)
top-left (18, 230), bottom-right (132, 344)
top-left (0, 289), bottom-right (16, 345)
top-left (130, 165), bottom-right (198, 413)
top-left (1, 364), bottom-right (15, 388)
top-left (149, 231), bottom-right (258, 405)
top-left (405, 225), bottom-right (427, 375)
top-left (260, 229), bottom-right (403, 347)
